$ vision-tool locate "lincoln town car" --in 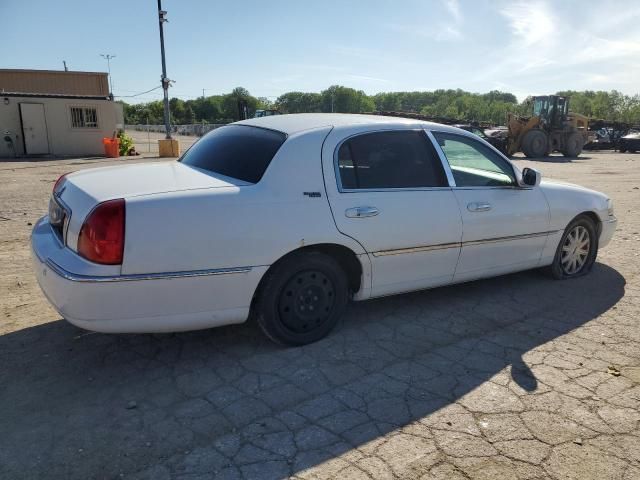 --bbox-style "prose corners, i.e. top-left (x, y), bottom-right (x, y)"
top-left (32, 114), bottom-right (617, 345)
